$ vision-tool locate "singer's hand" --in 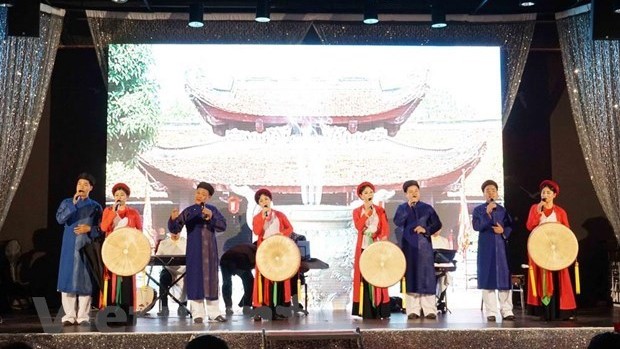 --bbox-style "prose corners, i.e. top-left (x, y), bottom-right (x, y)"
top-left (73, 193), bottom-right (81, 205)
top-left (537, 201), bottom-right (546, 214)
top-left (414, 225), bottom-right (426, 234)
top-left (170, 208), bottom-right (180, 220)
top-left (73, 224), bottom-right (90, 235)
top-left (486, 201), bottom-right (497, 215)
top-left (113, 202), bottom-right (121, 212)
top-left (262, 206), bottom-right (270, 218)
top-left (492, 223), bottom-right (504, 234)
top-left (202, 207), bottom-right (212, 221)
